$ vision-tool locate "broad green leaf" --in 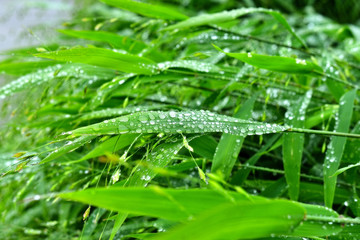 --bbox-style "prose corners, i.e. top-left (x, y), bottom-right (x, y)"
top-left (164, 8), bottom-right (306, 47)
top-left (59, 187), bottom-right (258, 221)
top-left (190, 135), bottom-right (217, 160)
top-left (40, 135), bottom-right (96, 164)
top-left (283, 90), bottom-right (312, 200)
top-left (324, 89), bottom-right (356, 208)
top-left (68, 110), bottom-right (288, 136)
top-left (214, 45), bottom-right (322, 75)
top-left (156, 200), bottom-right (305, 240)
top-left (211, 93), bottom-right (258, 179)
top-left (101, 0), bottom-right (188, 20)
top-left (35, 48), bottom-right (156, 74)
top-left (58, 29), bottom-right (147, 53)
